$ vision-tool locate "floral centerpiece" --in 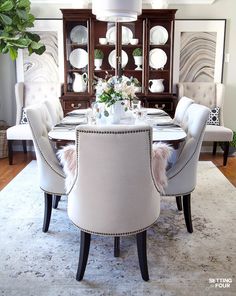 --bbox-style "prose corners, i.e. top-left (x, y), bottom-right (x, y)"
top-left (95, 75), bottom-right (139, 120)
